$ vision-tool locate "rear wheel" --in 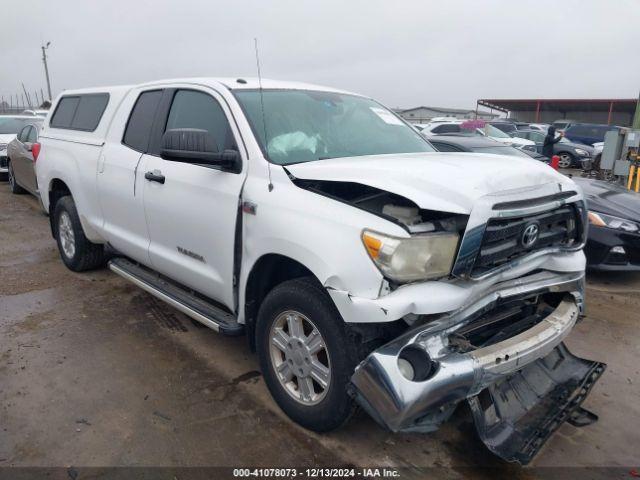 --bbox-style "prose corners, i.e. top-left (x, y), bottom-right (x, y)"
top-left (7, 161), bottom-right (26, 194)
top-left (53, 196), bottom-right (106, 271)
top-left (557, 153), bottom-right (574, 169)
top-left (256, 277), bottom-right (359, 432)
